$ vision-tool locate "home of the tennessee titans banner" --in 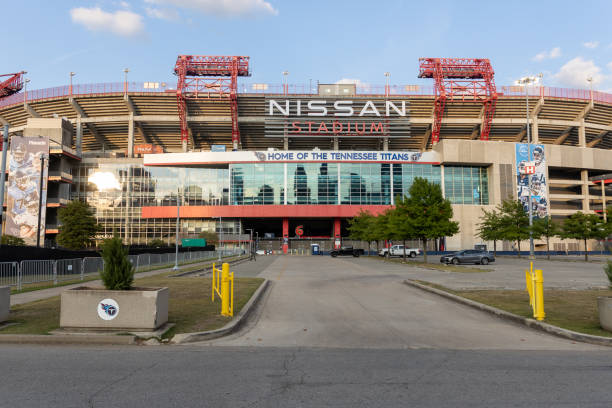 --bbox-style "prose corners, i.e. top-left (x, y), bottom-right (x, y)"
top-left (515, 143), bottom-right (548, 218)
